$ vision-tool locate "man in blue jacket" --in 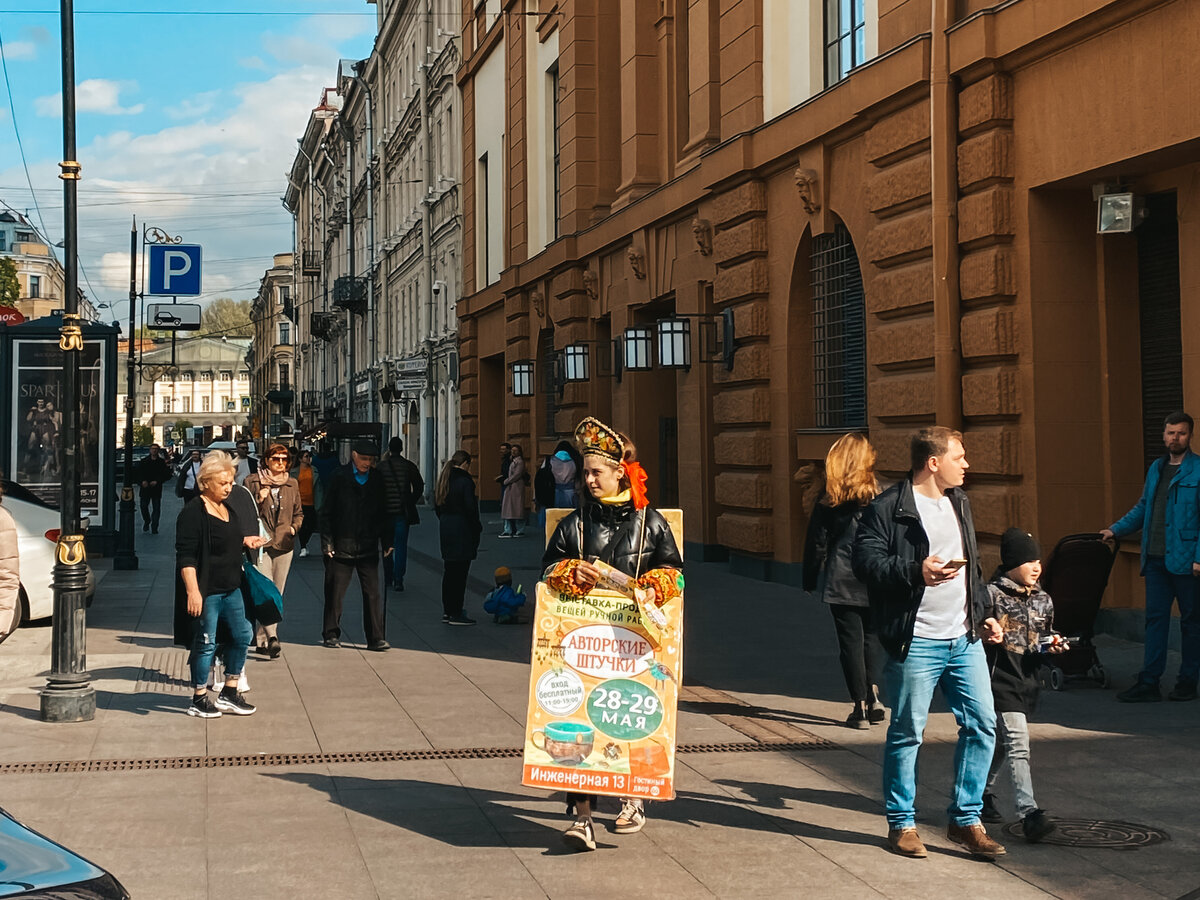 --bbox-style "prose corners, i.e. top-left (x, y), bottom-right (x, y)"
top-left (853, 426), bottom-right (1005, 861)
top-left (1101, 410), bottom-right (1200, 703)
